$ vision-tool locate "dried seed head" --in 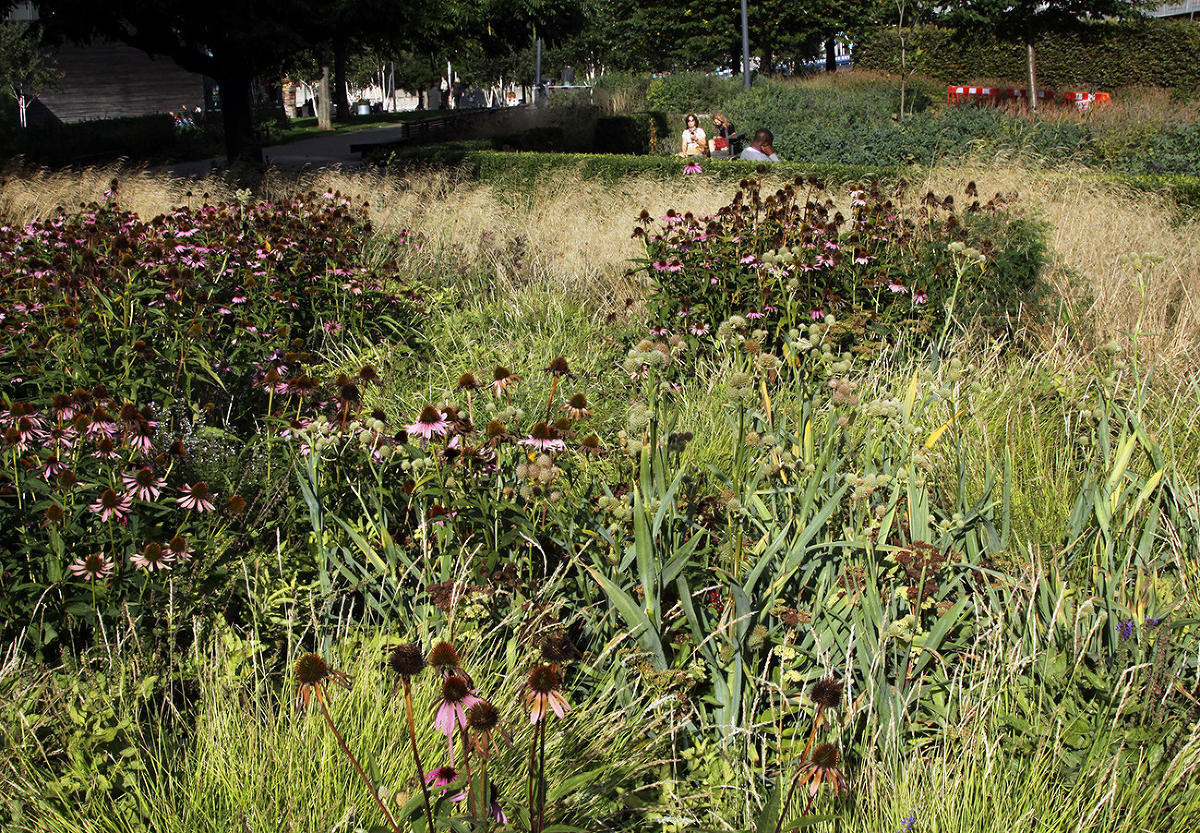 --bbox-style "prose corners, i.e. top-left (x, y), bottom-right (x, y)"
top-left (389, 643), bottom-right (425, 678)
top-left (429, 641), bottom-right (461, 670)
top-left (811, 676), bottom-right (844, 710)
top-left (295, 653), bottom-right (330, 686)
top-left (457, 372), bottom-right (479, 391)
top-left (467, 700), bottom-right (500, 731)
top-left (544, 356), bottom-right (571, 376)
top-left (540, 632), bottom-right (578, 664)
top-left (811, 742), bottom-right (840, 768)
